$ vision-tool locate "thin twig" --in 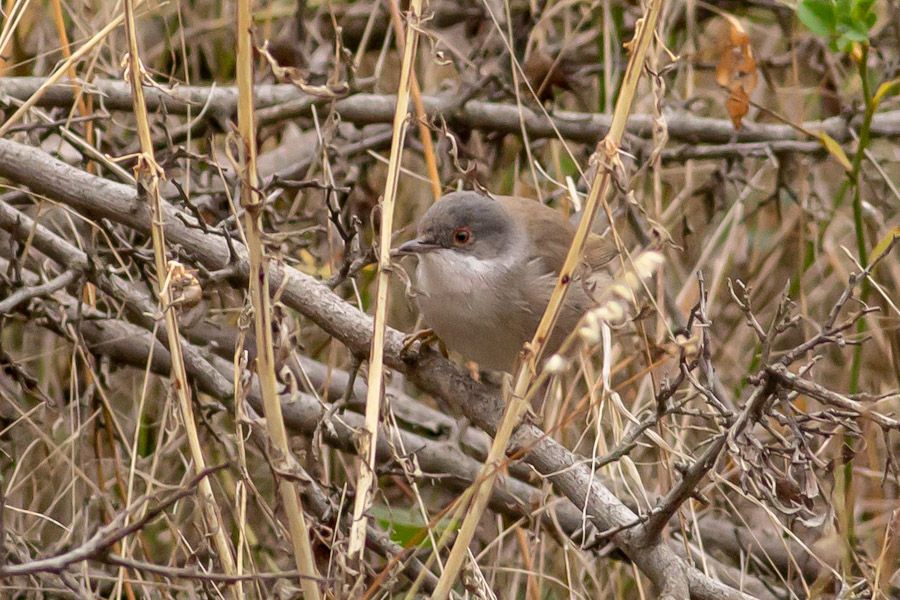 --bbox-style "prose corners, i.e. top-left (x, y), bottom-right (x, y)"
top-left (0, 270), bottom-right (80, 314)
top-left (0, 465), bottom-right (226, 578)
